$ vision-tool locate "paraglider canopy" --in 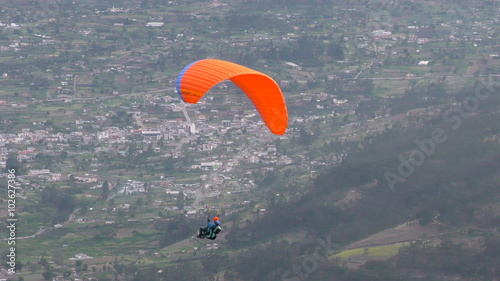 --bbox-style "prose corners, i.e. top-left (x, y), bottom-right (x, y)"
top-left (176, 59), bottom-right (288, 135)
